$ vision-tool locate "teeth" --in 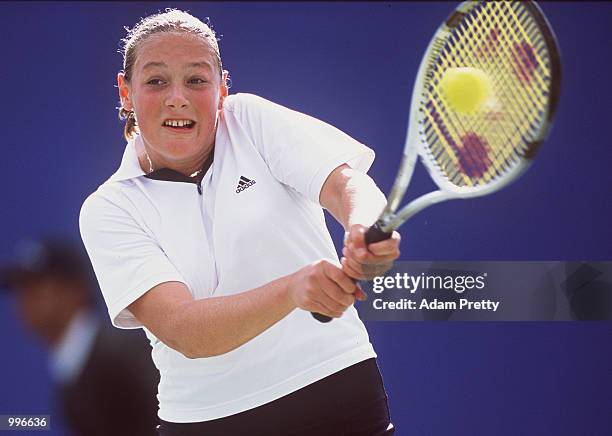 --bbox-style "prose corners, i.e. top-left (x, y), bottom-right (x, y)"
top-left (164, 120), bottom-right (194, 127)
